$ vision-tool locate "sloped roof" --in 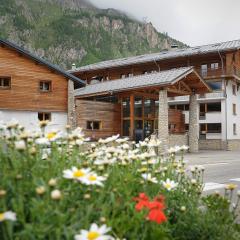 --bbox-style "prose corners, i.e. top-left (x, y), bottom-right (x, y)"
top-left (70, 39), bottom-right (240, 73)
top-left (0, 39), bottom-right (85, 86)
top-left (75, 67), bottom-right (210, 97)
